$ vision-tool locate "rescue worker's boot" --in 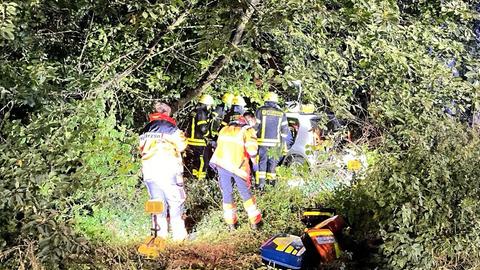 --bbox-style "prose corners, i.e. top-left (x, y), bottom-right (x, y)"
top-left (170, 217), bottom-right (188, 242)
top-left (266, 172), bottom-right (277, 187)
top-left (223, 203), bottom-right (238, 231)
top-left (244, 198), bottom-right (262, 231)
top-left (250, 220), bottom-right (263, 231)
top-left (154, 216), bottom-right (168, 239)
top-left (227, 223), bottom-right (237, 231)
top-left (255, 169), bottom-right (267, 191)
